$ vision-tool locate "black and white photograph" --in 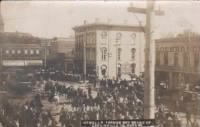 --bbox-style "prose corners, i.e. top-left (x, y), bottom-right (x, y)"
top-left (0, 0), bottom-right (199, 127)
